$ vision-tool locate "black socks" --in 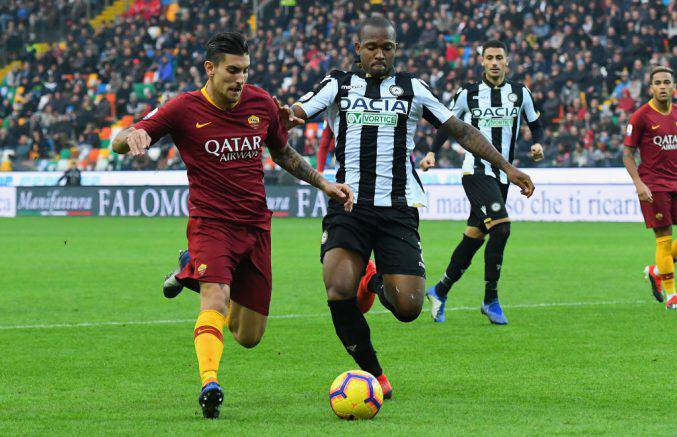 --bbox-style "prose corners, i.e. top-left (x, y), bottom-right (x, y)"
top-left (484, 222), bottom-right (510, 304)
top-left (328, 299), bottom-right (382, 377)
top-left (435, 235), bottom-right (485, 297)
